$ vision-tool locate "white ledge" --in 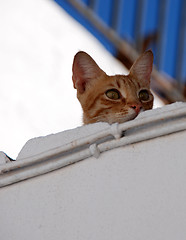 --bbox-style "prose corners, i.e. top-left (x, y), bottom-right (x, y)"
top-left (0, 102), bottom-right (186, 187)
top-left (0, 152), bottom-right (12, 165)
